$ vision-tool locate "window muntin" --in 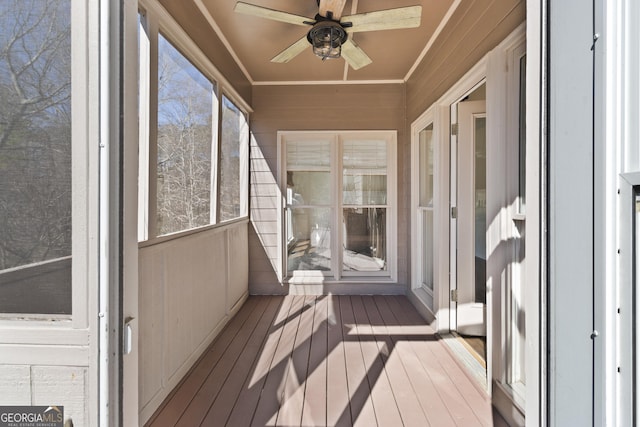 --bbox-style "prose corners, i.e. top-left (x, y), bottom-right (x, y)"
top-left (156, 34), bottom-right (215, 236)
top-left (0, 0), bottom-right (72, 315)
top-left (282, 131), bottom-right (395, 279)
